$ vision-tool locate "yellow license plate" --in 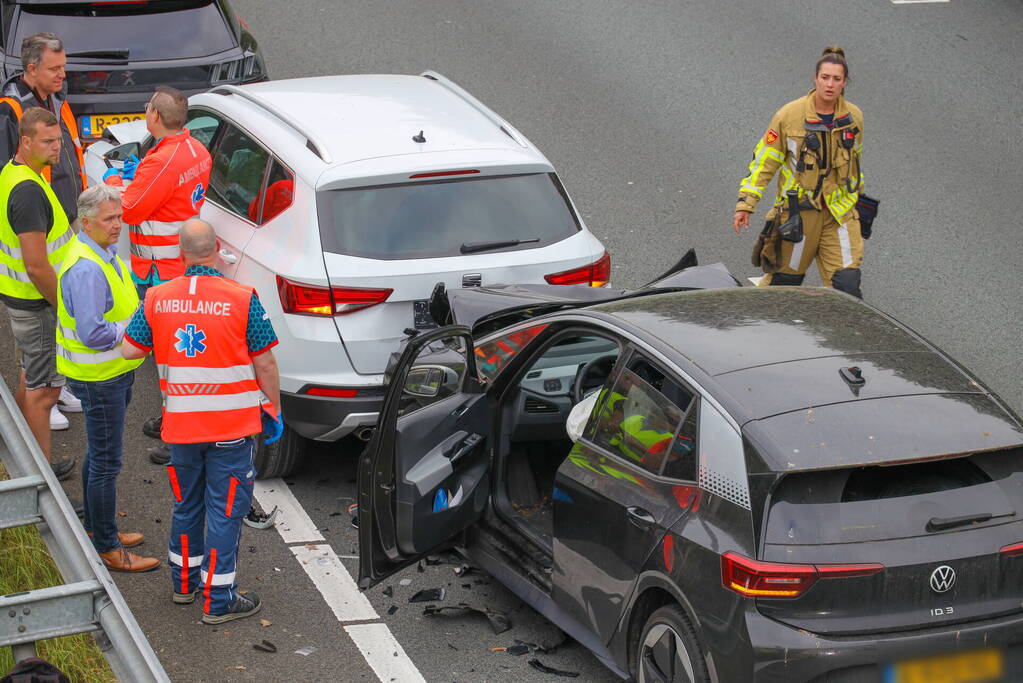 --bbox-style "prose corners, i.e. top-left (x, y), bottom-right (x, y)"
top-left (80, 113), bottom-right (145, 137)
top-left (888, 648), bottom-right (1003, 683)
